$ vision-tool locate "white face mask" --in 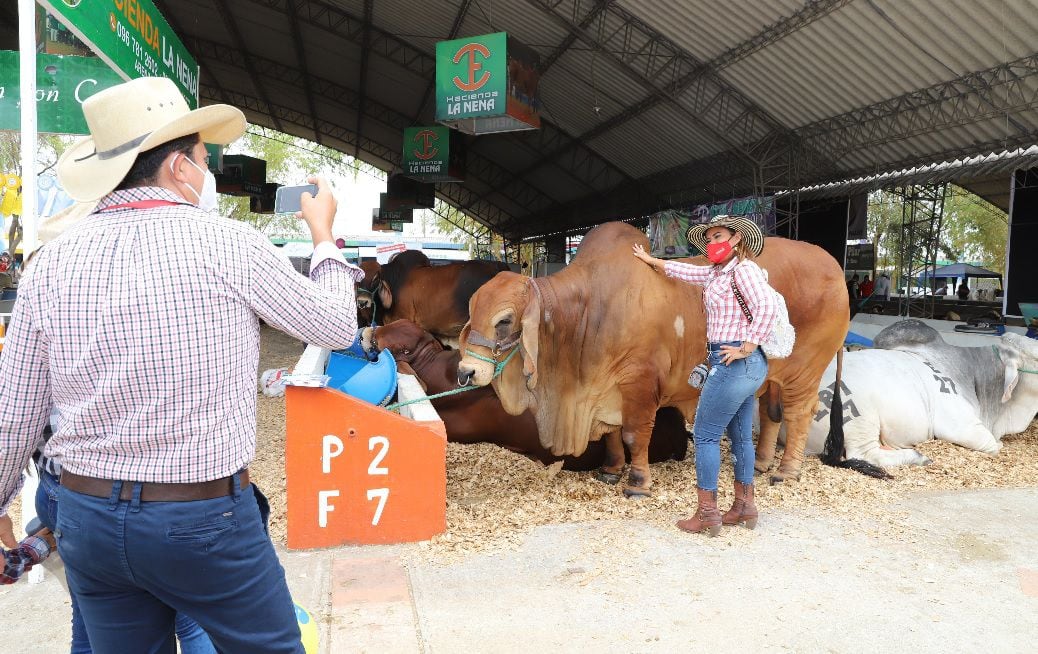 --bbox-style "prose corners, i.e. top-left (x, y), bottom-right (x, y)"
top-left (171, 154), bottom-right (218, 211)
